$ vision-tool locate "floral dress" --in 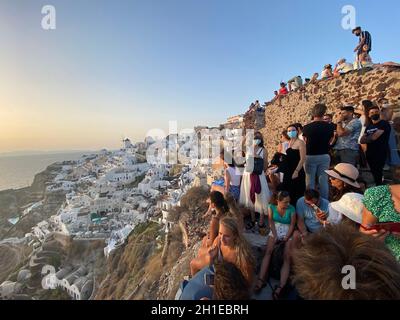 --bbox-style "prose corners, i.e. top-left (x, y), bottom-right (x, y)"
top-left (363, 185), bottom-right (400, 261)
